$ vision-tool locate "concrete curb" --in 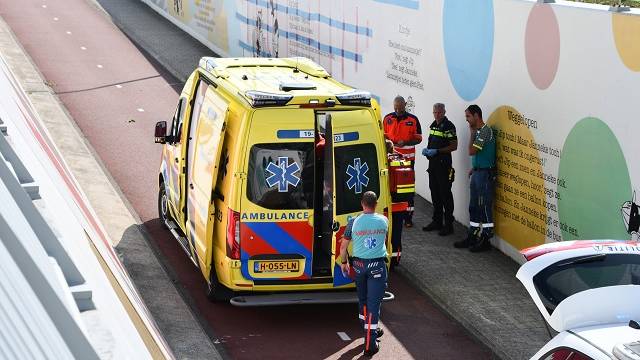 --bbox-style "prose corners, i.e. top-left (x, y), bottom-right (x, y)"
top-left (0, 13), bottom-right (223, 360)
